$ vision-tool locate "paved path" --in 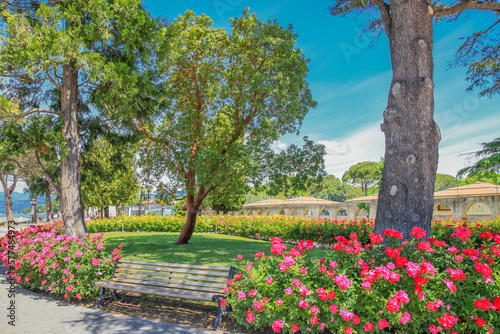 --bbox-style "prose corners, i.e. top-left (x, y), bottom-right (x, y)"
top-left (0, 226), bottom-right (230, 334)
